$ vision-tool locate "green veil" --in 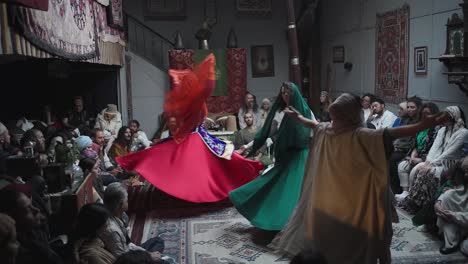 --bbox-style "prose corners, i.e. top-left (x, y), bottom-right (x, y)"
top-left (249, 82), bottom-right (311, 161)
